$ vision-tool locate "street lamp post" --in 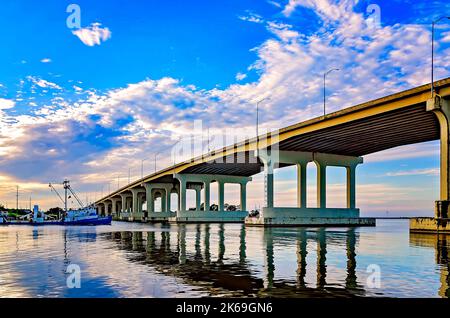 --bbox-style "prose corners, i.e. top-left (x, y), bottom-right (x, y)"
top-left (256, 97), bottom-right (270, 157)
top-left (141, 158), bottom-right (148, 179)
top-left (154, 152), bottom-right (159, 173)
top-left (323, 68), bottom-right (339, 116)
top-left (431, 16), bottom-right (450, 98)
top-left (172, 138), bottom-right (182, 165)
